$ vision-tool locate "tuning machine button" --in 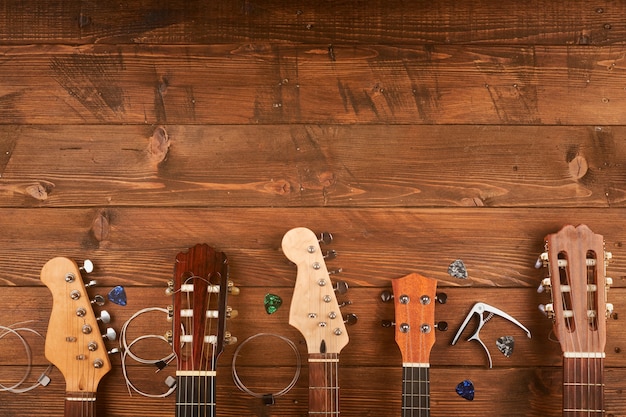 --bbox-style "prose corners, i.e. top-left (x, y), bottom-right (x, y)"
top-left (537, 277), bottom-right (552, 293)
top-left (380, 290), bottom-right (393, 303)
top-left (535, 252), bottom-right (549, 269)
top-left (228, 280), bottom-right (240, 295)
top-left (226, 306), bottom-right (238, 319)
top-left (381, 319), bottom-right (395, 328)
top-left (324, 250), bottom-right (338, 260)
top-left (343, 313), bottom-right (358, 326)
top-left (436, 293), bottom-right (448, 304)
top-left (165, 280), bottom-right (175, 295)
top-left (80, 260), bottom-right (94, 274)
top-left (539, 303), bottom-right (555, 319)
top-left (224, 331), bottom-right (238, 345)
top-left (334, 280), bottom-right (349, 294)
top-left (318, 232), bottom-right (333, 245)
top-left (102, 327), bottom-right (117, 341)
top-left (91, 295), bottom-right (106, 306)
top-left (97, 310), bottom-right (111, 324)
top-left (435, 321), bottom-right (448, 331)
